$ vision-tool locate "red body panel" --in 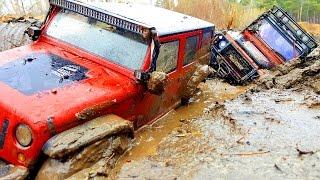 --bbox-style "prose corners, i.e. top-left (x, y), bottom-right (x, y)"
top-left (0, 9), bottom-right (212, 167)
